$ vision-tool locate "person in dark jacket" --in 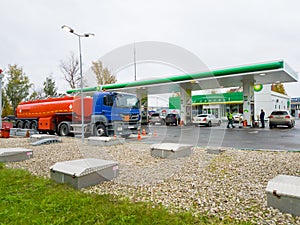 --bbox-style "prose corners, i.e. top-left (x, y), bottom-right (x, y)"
top-left (260, 109), bottom-right (265, 128)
